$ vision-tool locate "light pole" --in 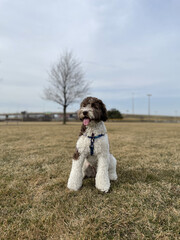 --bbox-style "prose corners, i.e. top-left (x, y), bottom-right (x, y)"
top-left (132, 93), bottom-right (135, 114)
top-left (147, 94), bottom-right (152, 116)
